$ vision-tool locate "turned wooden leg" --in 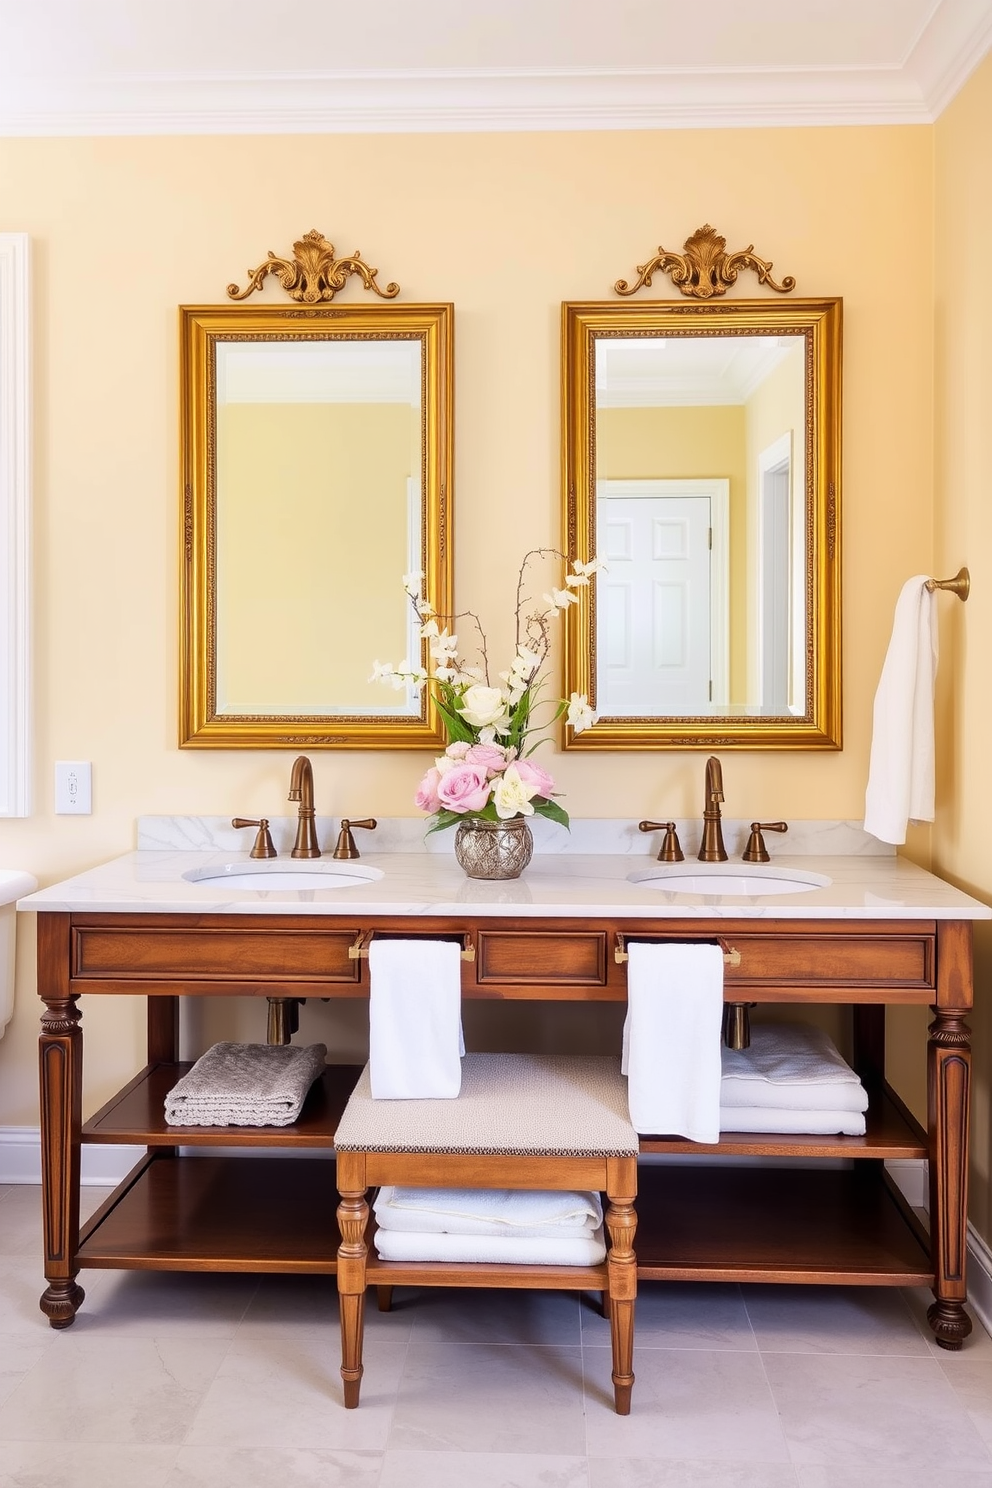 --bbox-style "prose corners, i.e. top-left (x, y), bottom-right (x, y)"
top-left (927, 998), bottom-right (973, 1349)
top-left (37, 916), bottom-right (84, 1330)
top-left (336, 1152), bottom-right (369, 1407)
top-left (605, 1157), bottom-right (637, 1414)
